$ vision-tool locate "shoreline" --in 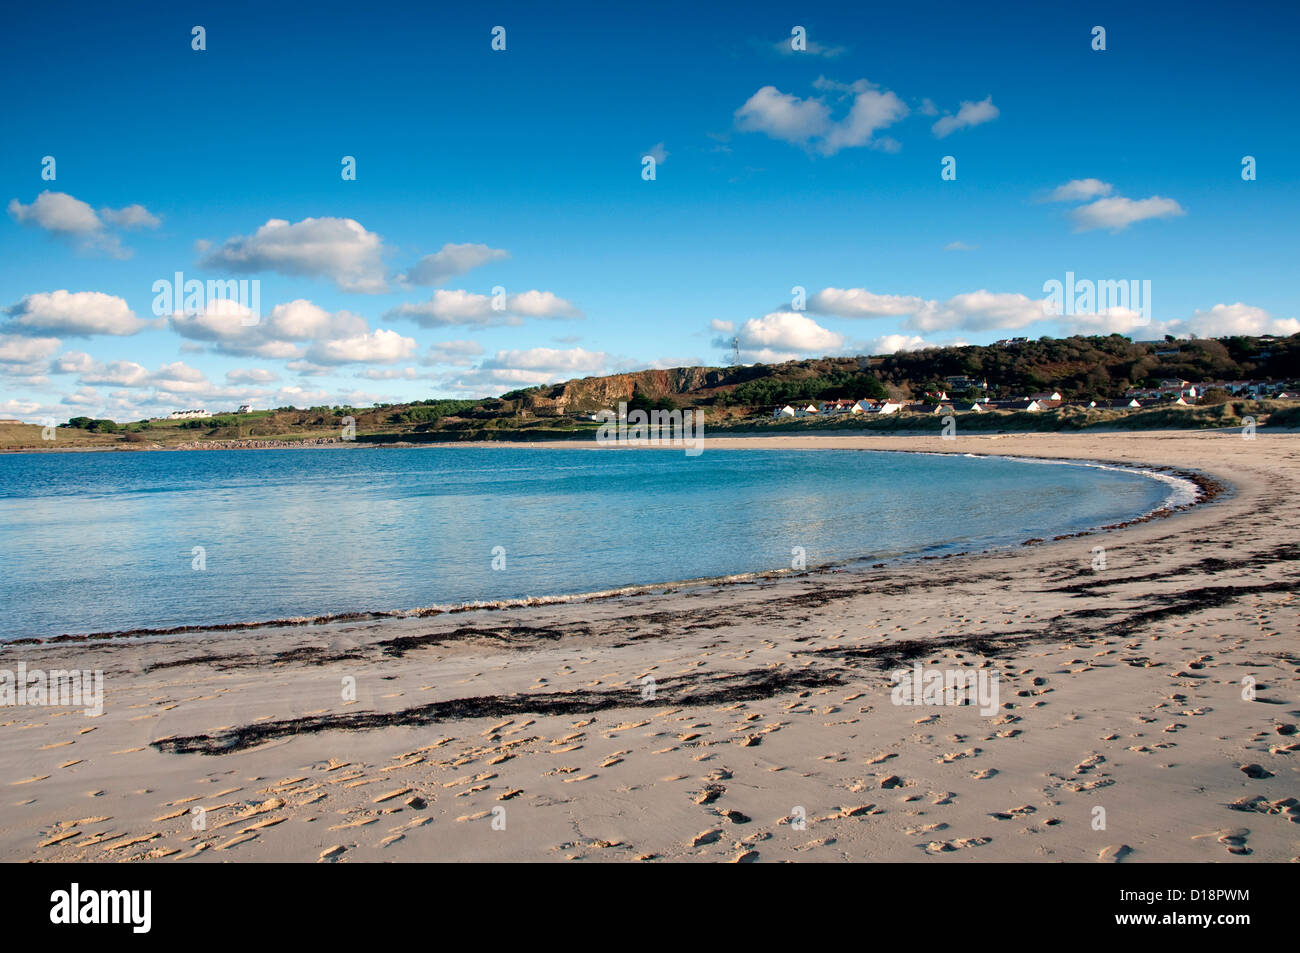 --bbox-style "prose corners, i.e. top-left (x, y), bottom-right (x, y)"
top-left (2, 430), bottom-right (1295, 863)
top-left (4, 445), bottom-right (1215, 647)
